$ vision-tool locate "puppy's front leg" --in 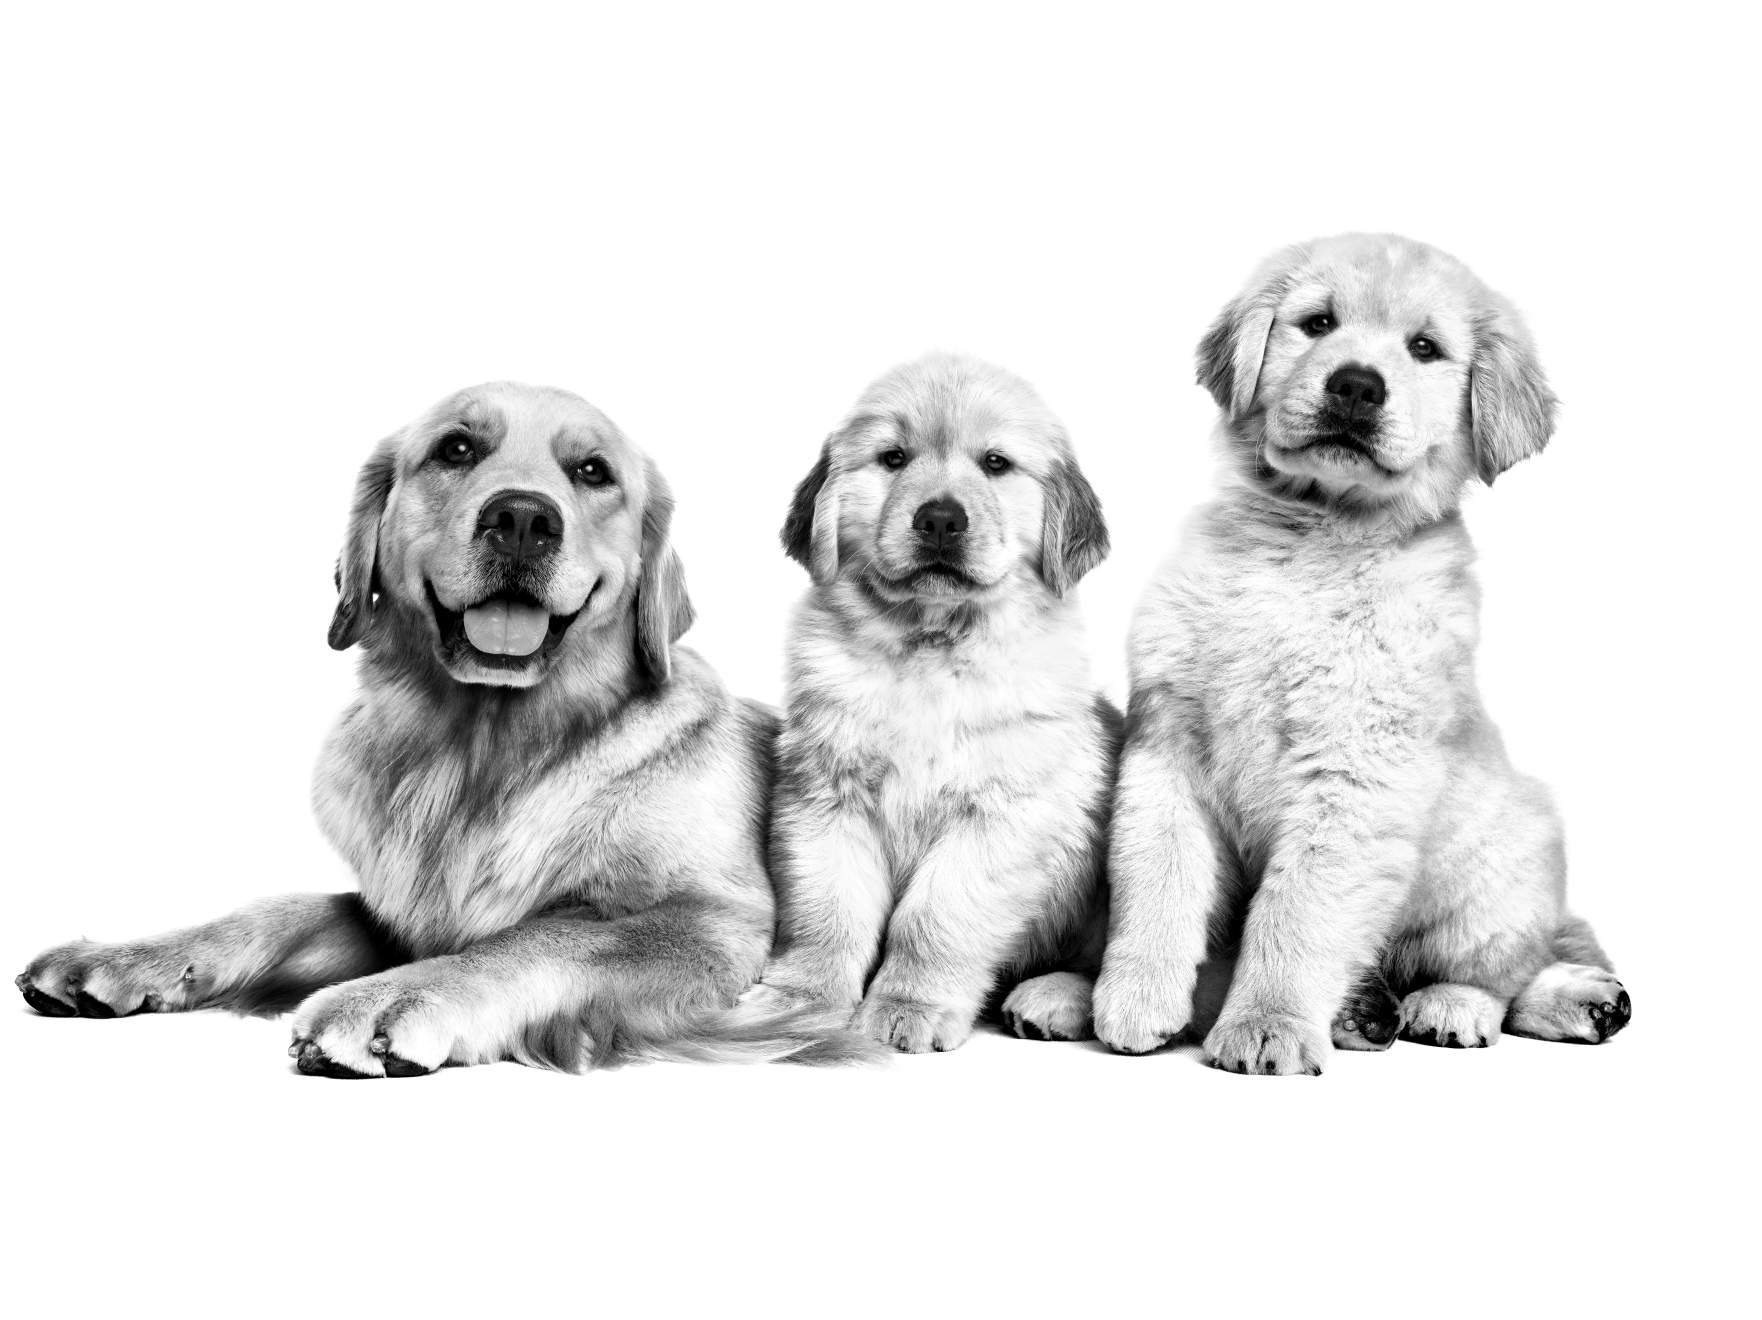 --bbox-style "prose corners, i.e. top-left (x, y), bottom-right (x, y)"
top-left (760, 791), bottom-right (892, 1012)
top-left (18, 893), bottom-right (402, 1019)
top-left (1206, 824), bottom-right (1411, 1076)
top-left (288, 893), bottom-right (771, 1077)
top-left (1092, 730), bottom-right (1224, 1054)
top-left (853, 823), bottom-right (1051, 1054)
